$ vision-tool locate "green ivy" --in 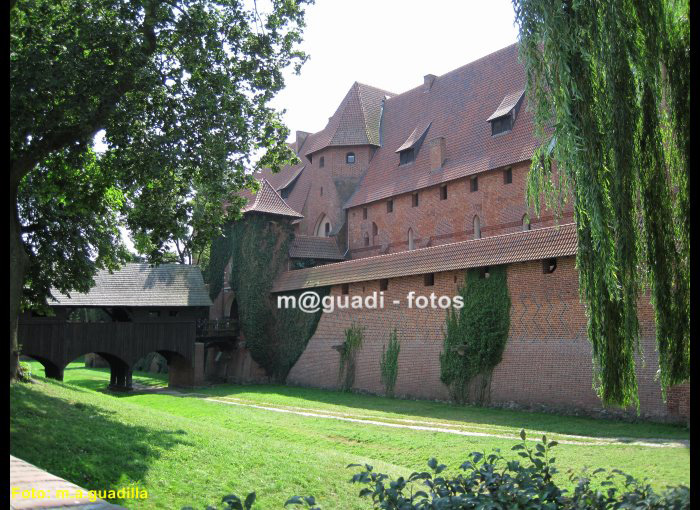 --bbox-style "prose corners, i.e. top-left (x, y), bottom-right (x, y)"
top-left (224, 214), bottom-right (327, 382)
top-left (205, 224), bottom-right (233, 300)
top-left (338, 323), bottom-right (364, 391)
top-left (440, 266), bottom-right (511, 404)
top-left (380, 328), bottom-right (400, 397)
